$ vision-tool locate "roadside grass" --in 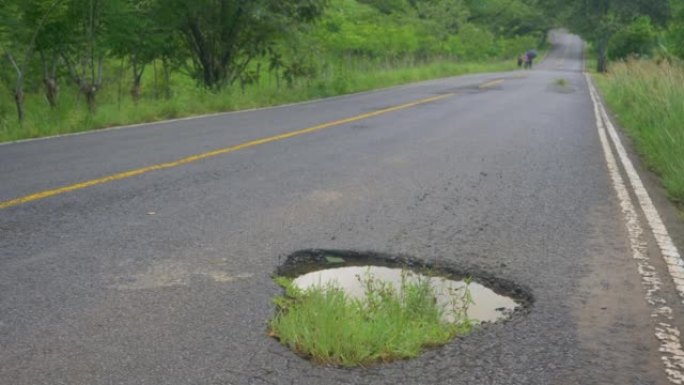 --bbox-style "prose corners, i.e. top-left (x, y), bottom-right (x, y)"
top-left (594, 59), bottom-right (684, 205)
top-left (268, 272), bottom-right (474, 367)
top-left (0, 59), bottom-right (517, 143)
top-left (584, 42), bottom-right (597, 74)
